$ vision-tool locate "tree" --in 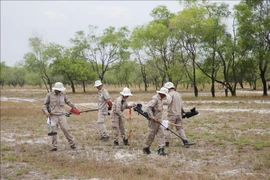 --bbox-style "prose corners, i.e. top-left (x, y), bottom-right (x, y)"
top-left (23, 37), bottom-right (53, 92)
top-left (202, 3), bottom-right (233, 96)
top-left (70, 25), bottom-right (130, 81)
top-left (51, 48), bottom-right (95, 93)
top-left (108, 60), bottom-right (140, 88)
top-left (131, 26), bottom-right (150, 91)
top-left (25, 72), bottom-right (43, 87)
top-left (170, 5), bottom-right (207, 97)
top-left (14, 67), bottom-right (27, 87)
top-left (4, 67), bottom-right (17, 87)
top-left (238, 57), bottom-right (260, 89)
top-left (235, 0), bottom-right (270, 96)
top-left (131, 6), bottom-right (182, 90)
top-left (0, 62), bottom-right (8, 87)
